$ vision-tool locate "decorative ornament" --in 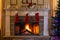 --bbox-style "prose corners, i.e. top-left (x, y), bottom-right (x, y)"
top-left (28, 3), bottom-right (36, 9)
top-left (15, 11), bottom-right (19, 23)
